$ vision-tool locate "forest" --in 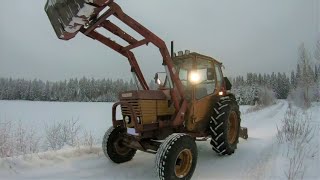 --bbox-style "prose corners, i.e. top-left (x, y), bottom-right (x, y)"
top-left (0, 44), bottom-right (319, 106)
